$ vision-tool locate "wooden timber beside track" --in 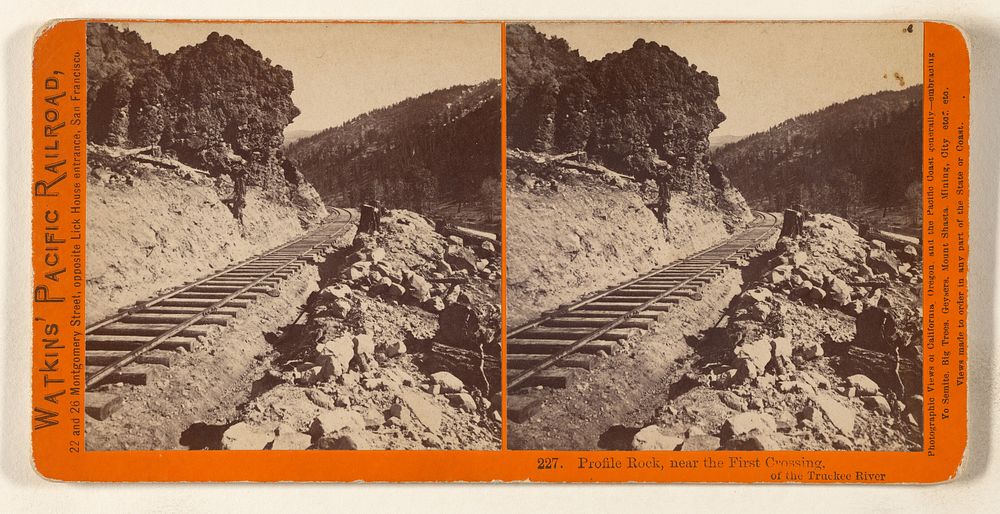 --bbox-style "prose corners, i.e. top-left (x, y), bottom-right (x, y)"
top-left (506, 212), bottom-right (781, 423)
top-left (83, 208), bottom-right (355, 420)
